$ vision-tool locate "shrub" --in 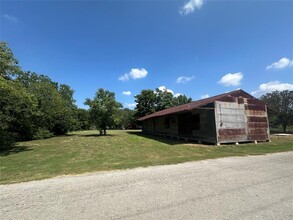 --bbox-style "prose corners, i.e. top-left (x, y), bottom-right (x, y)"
top-left (32, 128), bottom-right (54, 140)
